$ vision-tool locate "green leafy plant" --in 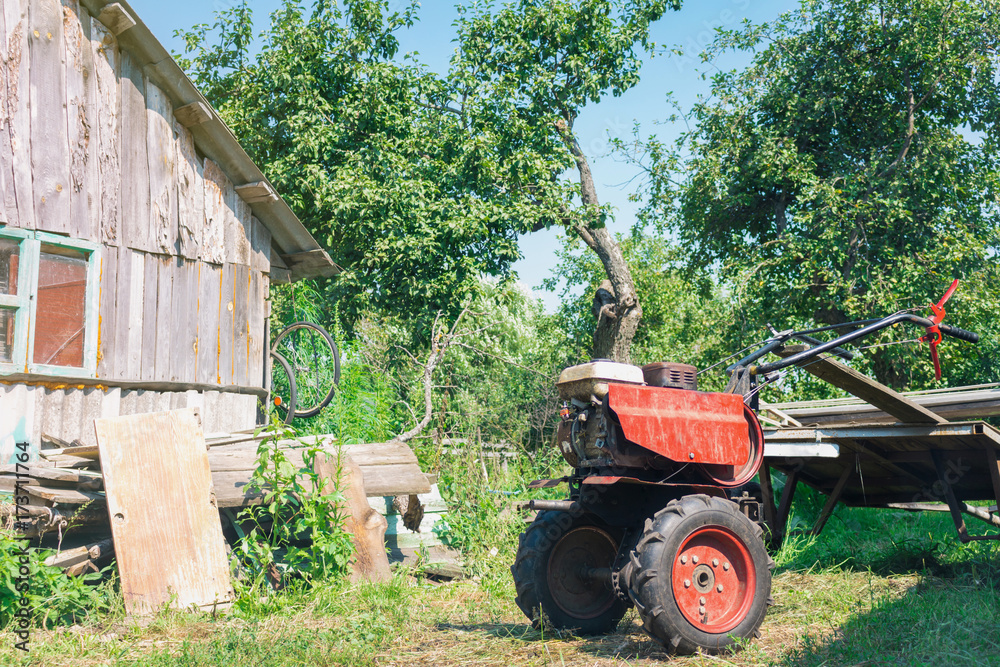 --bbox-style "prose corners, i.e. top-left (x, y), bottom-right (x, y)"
top-left (0, 530), bottom-right (118, 628)
top-left (233, 414), bottom-right (355, 598)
